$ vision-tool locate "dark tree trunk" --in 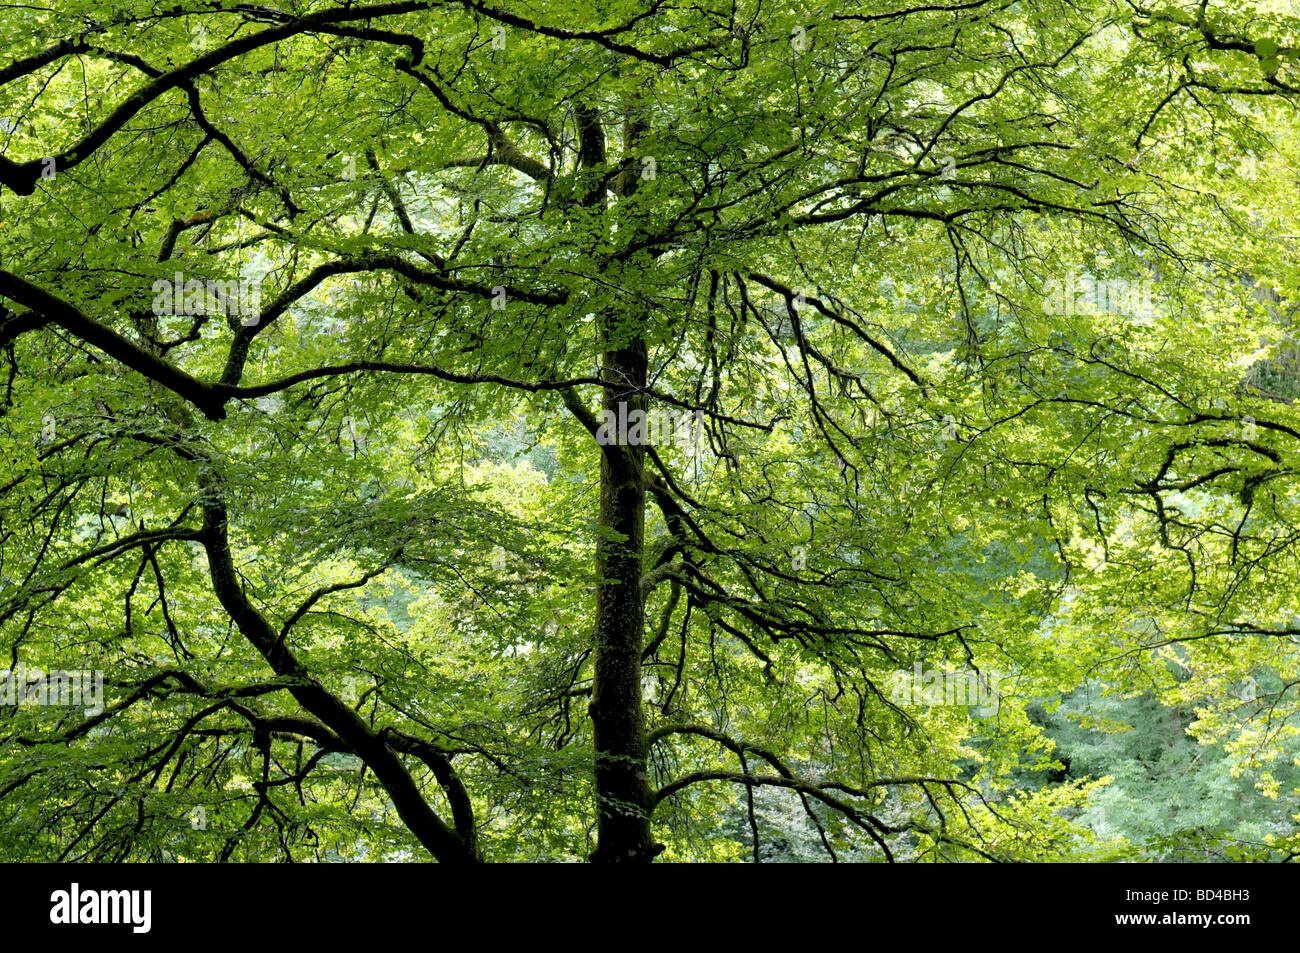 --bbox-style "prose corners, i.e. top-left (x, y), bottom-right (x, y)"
top-left (578, 102), bottom-right (661, 862)
top-left (588, 330), bottom-right (660, 862)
